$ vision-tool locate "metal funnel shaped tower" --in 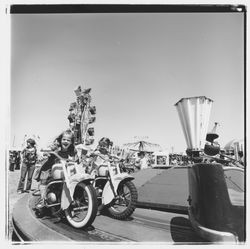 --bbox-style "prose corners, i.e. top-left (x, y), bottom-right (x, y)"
top-left (175, 96), bottom-right (213, 154)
